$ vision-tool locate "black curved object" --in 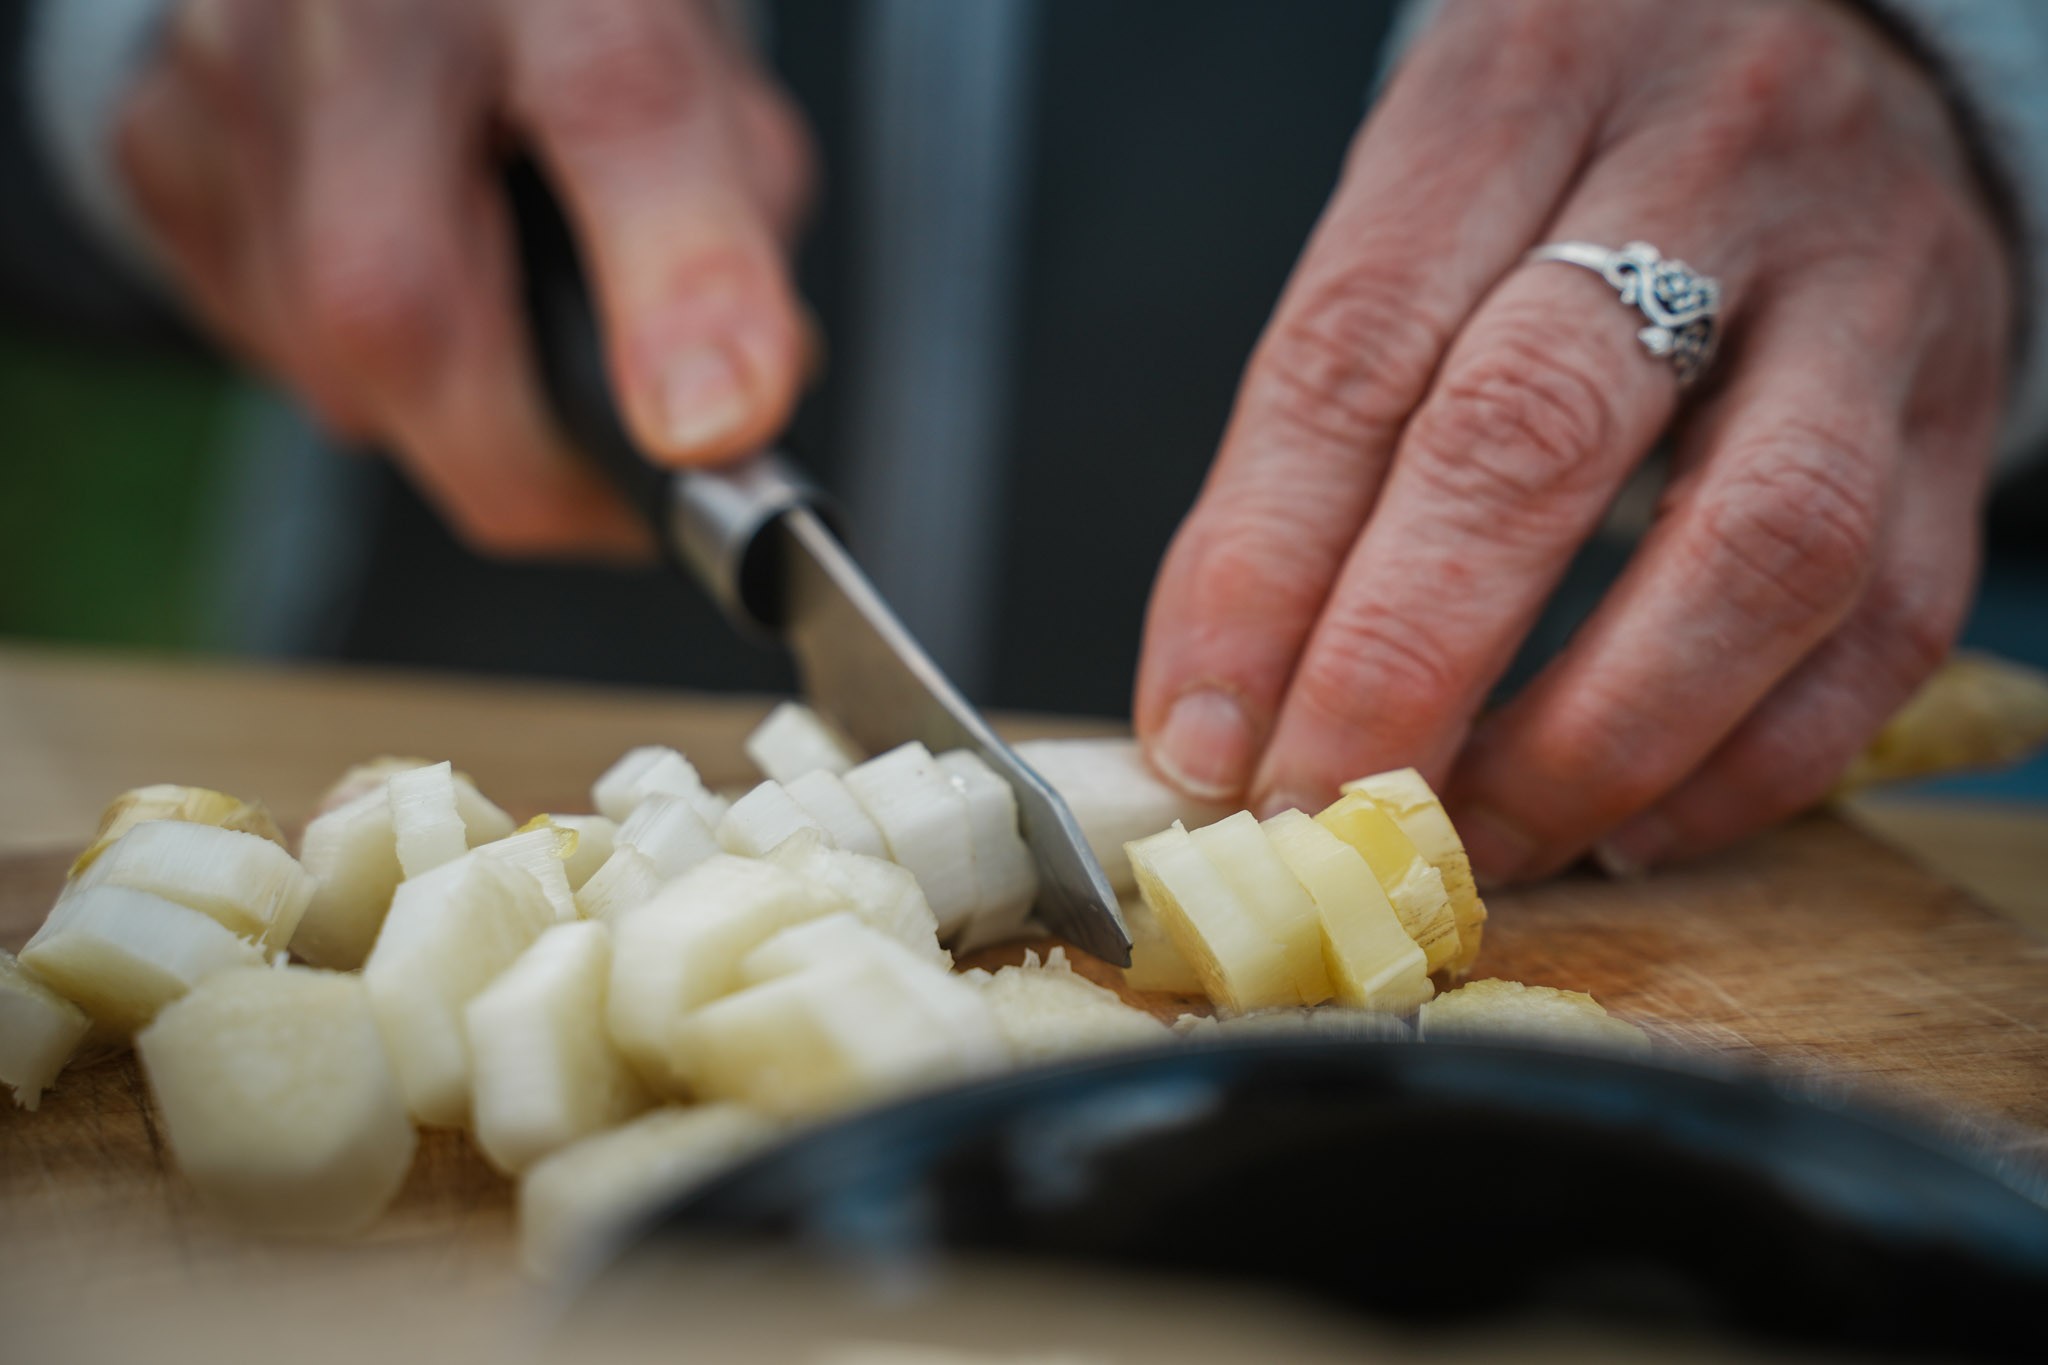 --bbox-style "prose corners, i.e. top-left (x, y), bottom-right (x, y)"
top-left (608, 1039), bottom-right (2048, 1360)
